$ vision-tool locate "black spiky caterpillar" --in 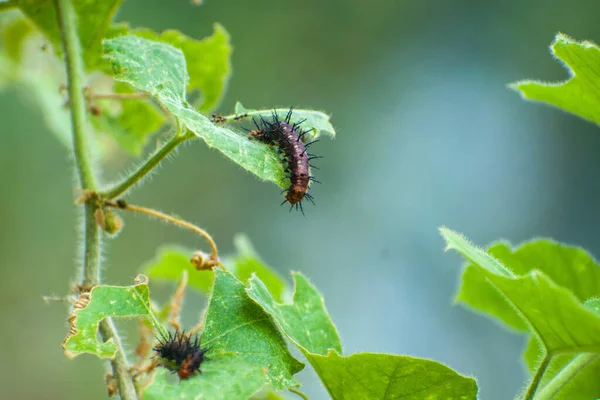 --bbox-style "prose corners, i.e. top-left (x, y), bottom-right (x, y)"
top-left (154, 330), bottom-right (208, 380)
top-left (247, 109), bottom-right (321, 214)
